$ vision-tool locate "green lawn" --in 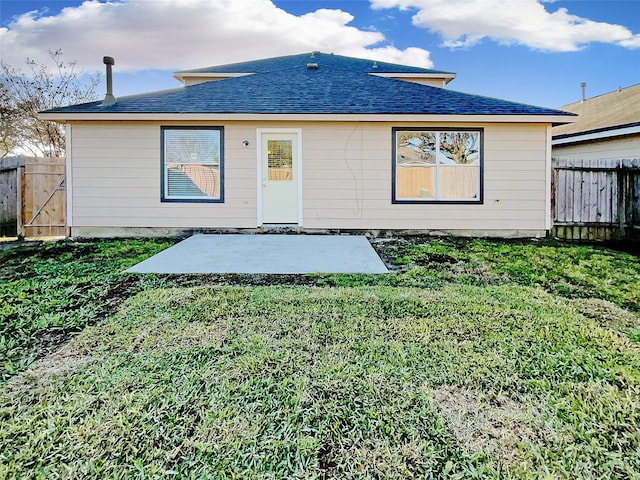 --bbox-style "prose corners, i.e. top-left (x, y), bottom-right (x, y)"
top-left (0, 239), bottom-right (179, 381)
top-left (1, 237), bottom-right (639, 478)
